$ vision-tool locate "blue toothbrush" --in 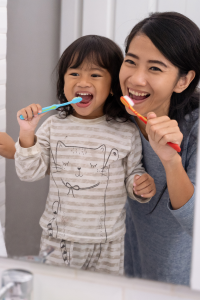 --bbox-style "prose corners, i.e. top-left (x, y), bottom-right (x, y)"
top-left (19, 97), bottom-right (82, 120)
